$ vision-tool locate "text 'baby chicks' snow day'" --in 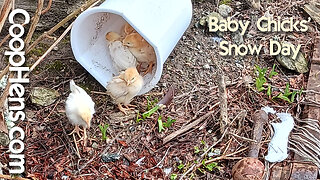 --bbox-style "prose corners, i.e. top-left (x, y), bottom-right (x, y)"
top-left (208, 16), bottom-right (309, 59)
